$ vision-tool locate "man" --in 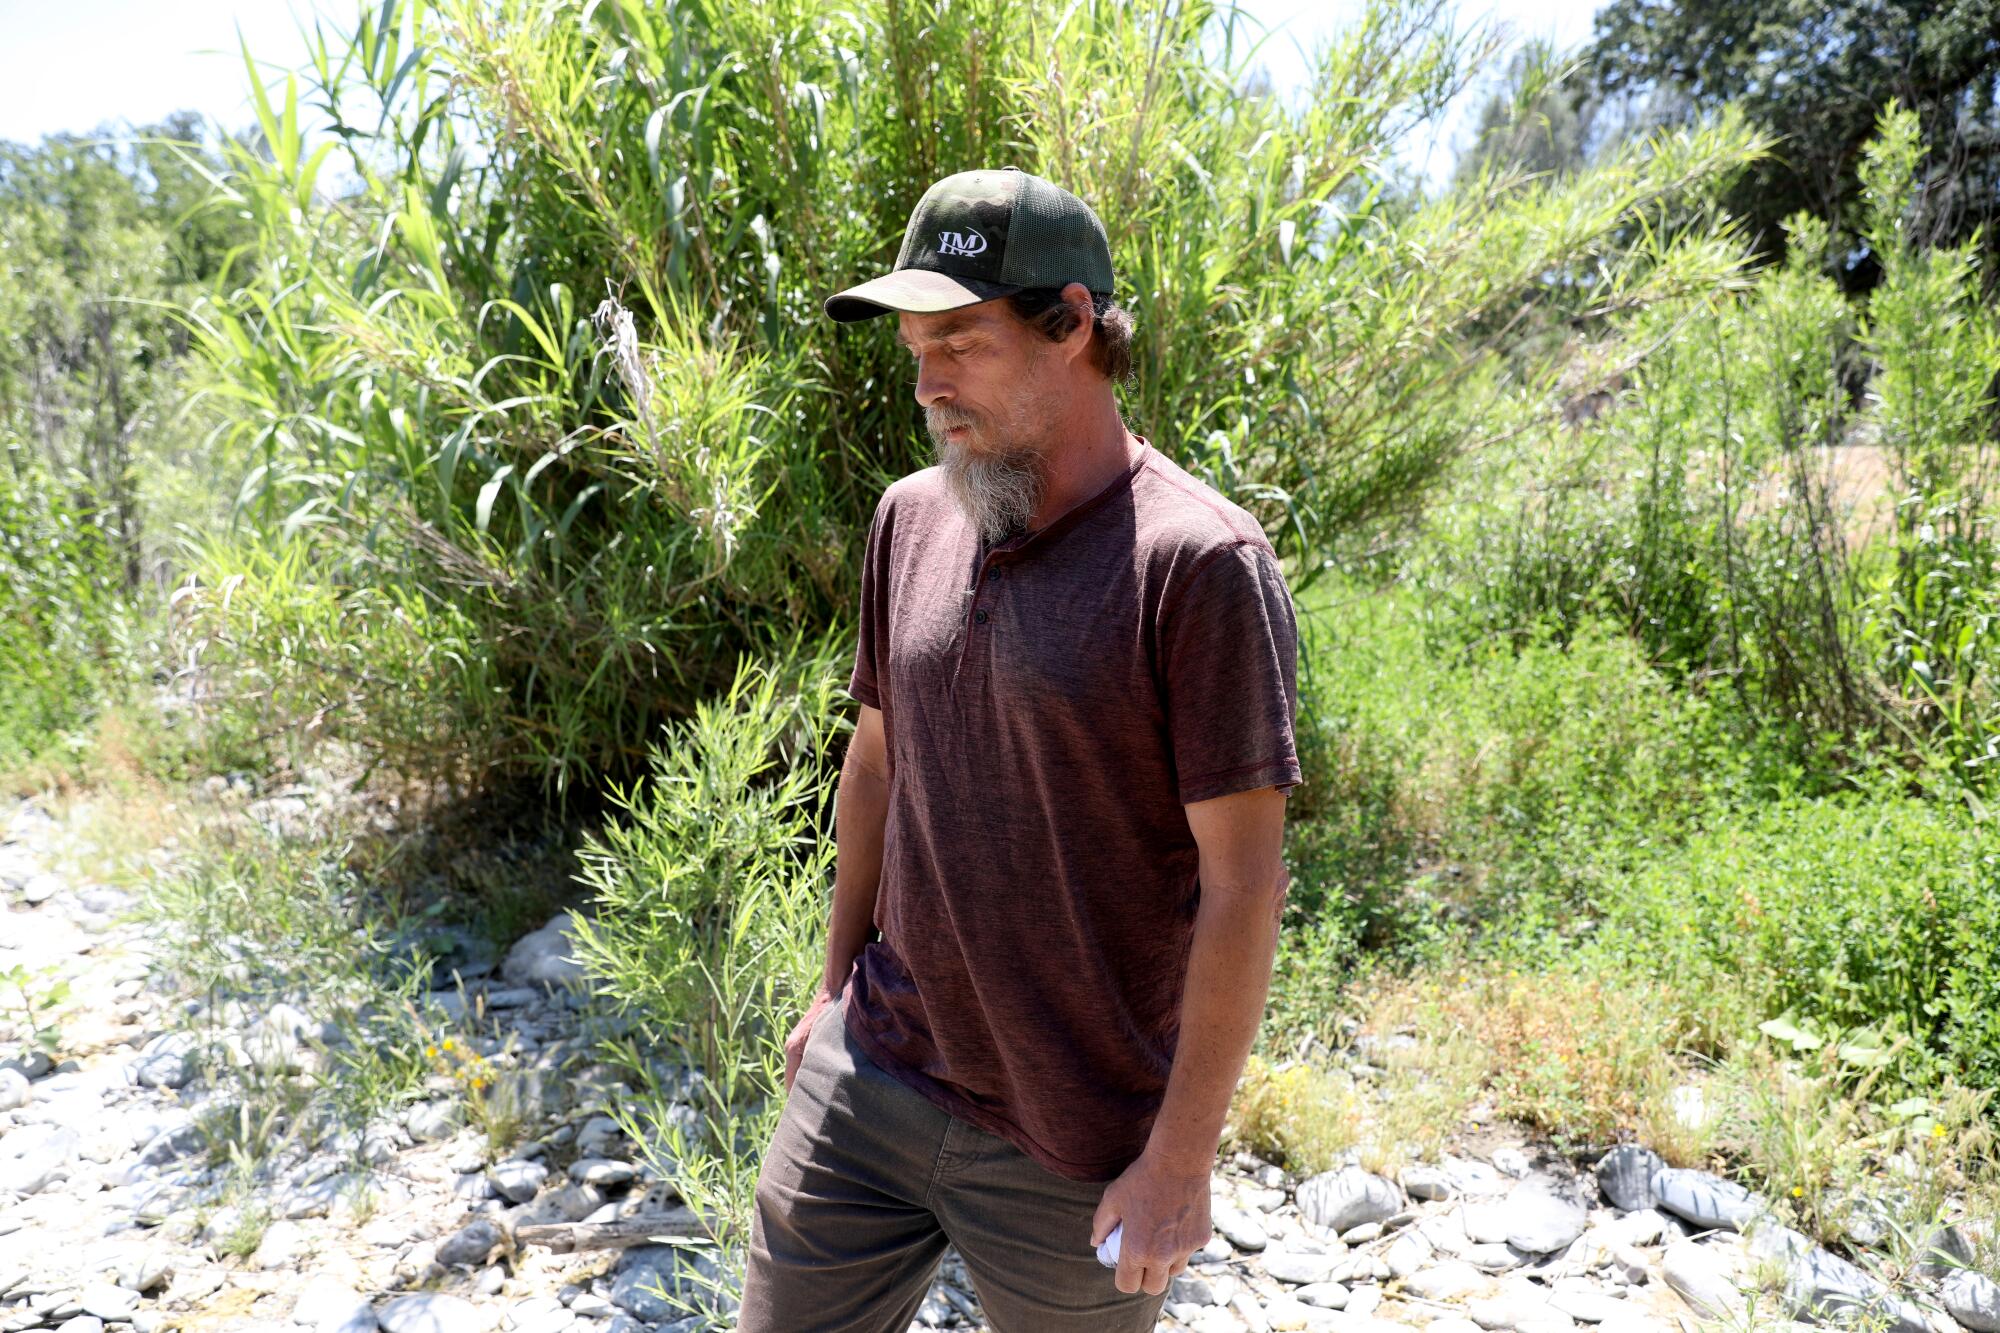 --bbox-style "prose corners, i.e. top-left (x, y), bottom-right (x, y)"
top-left (738, 166), bottom-right (1303, 1332)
